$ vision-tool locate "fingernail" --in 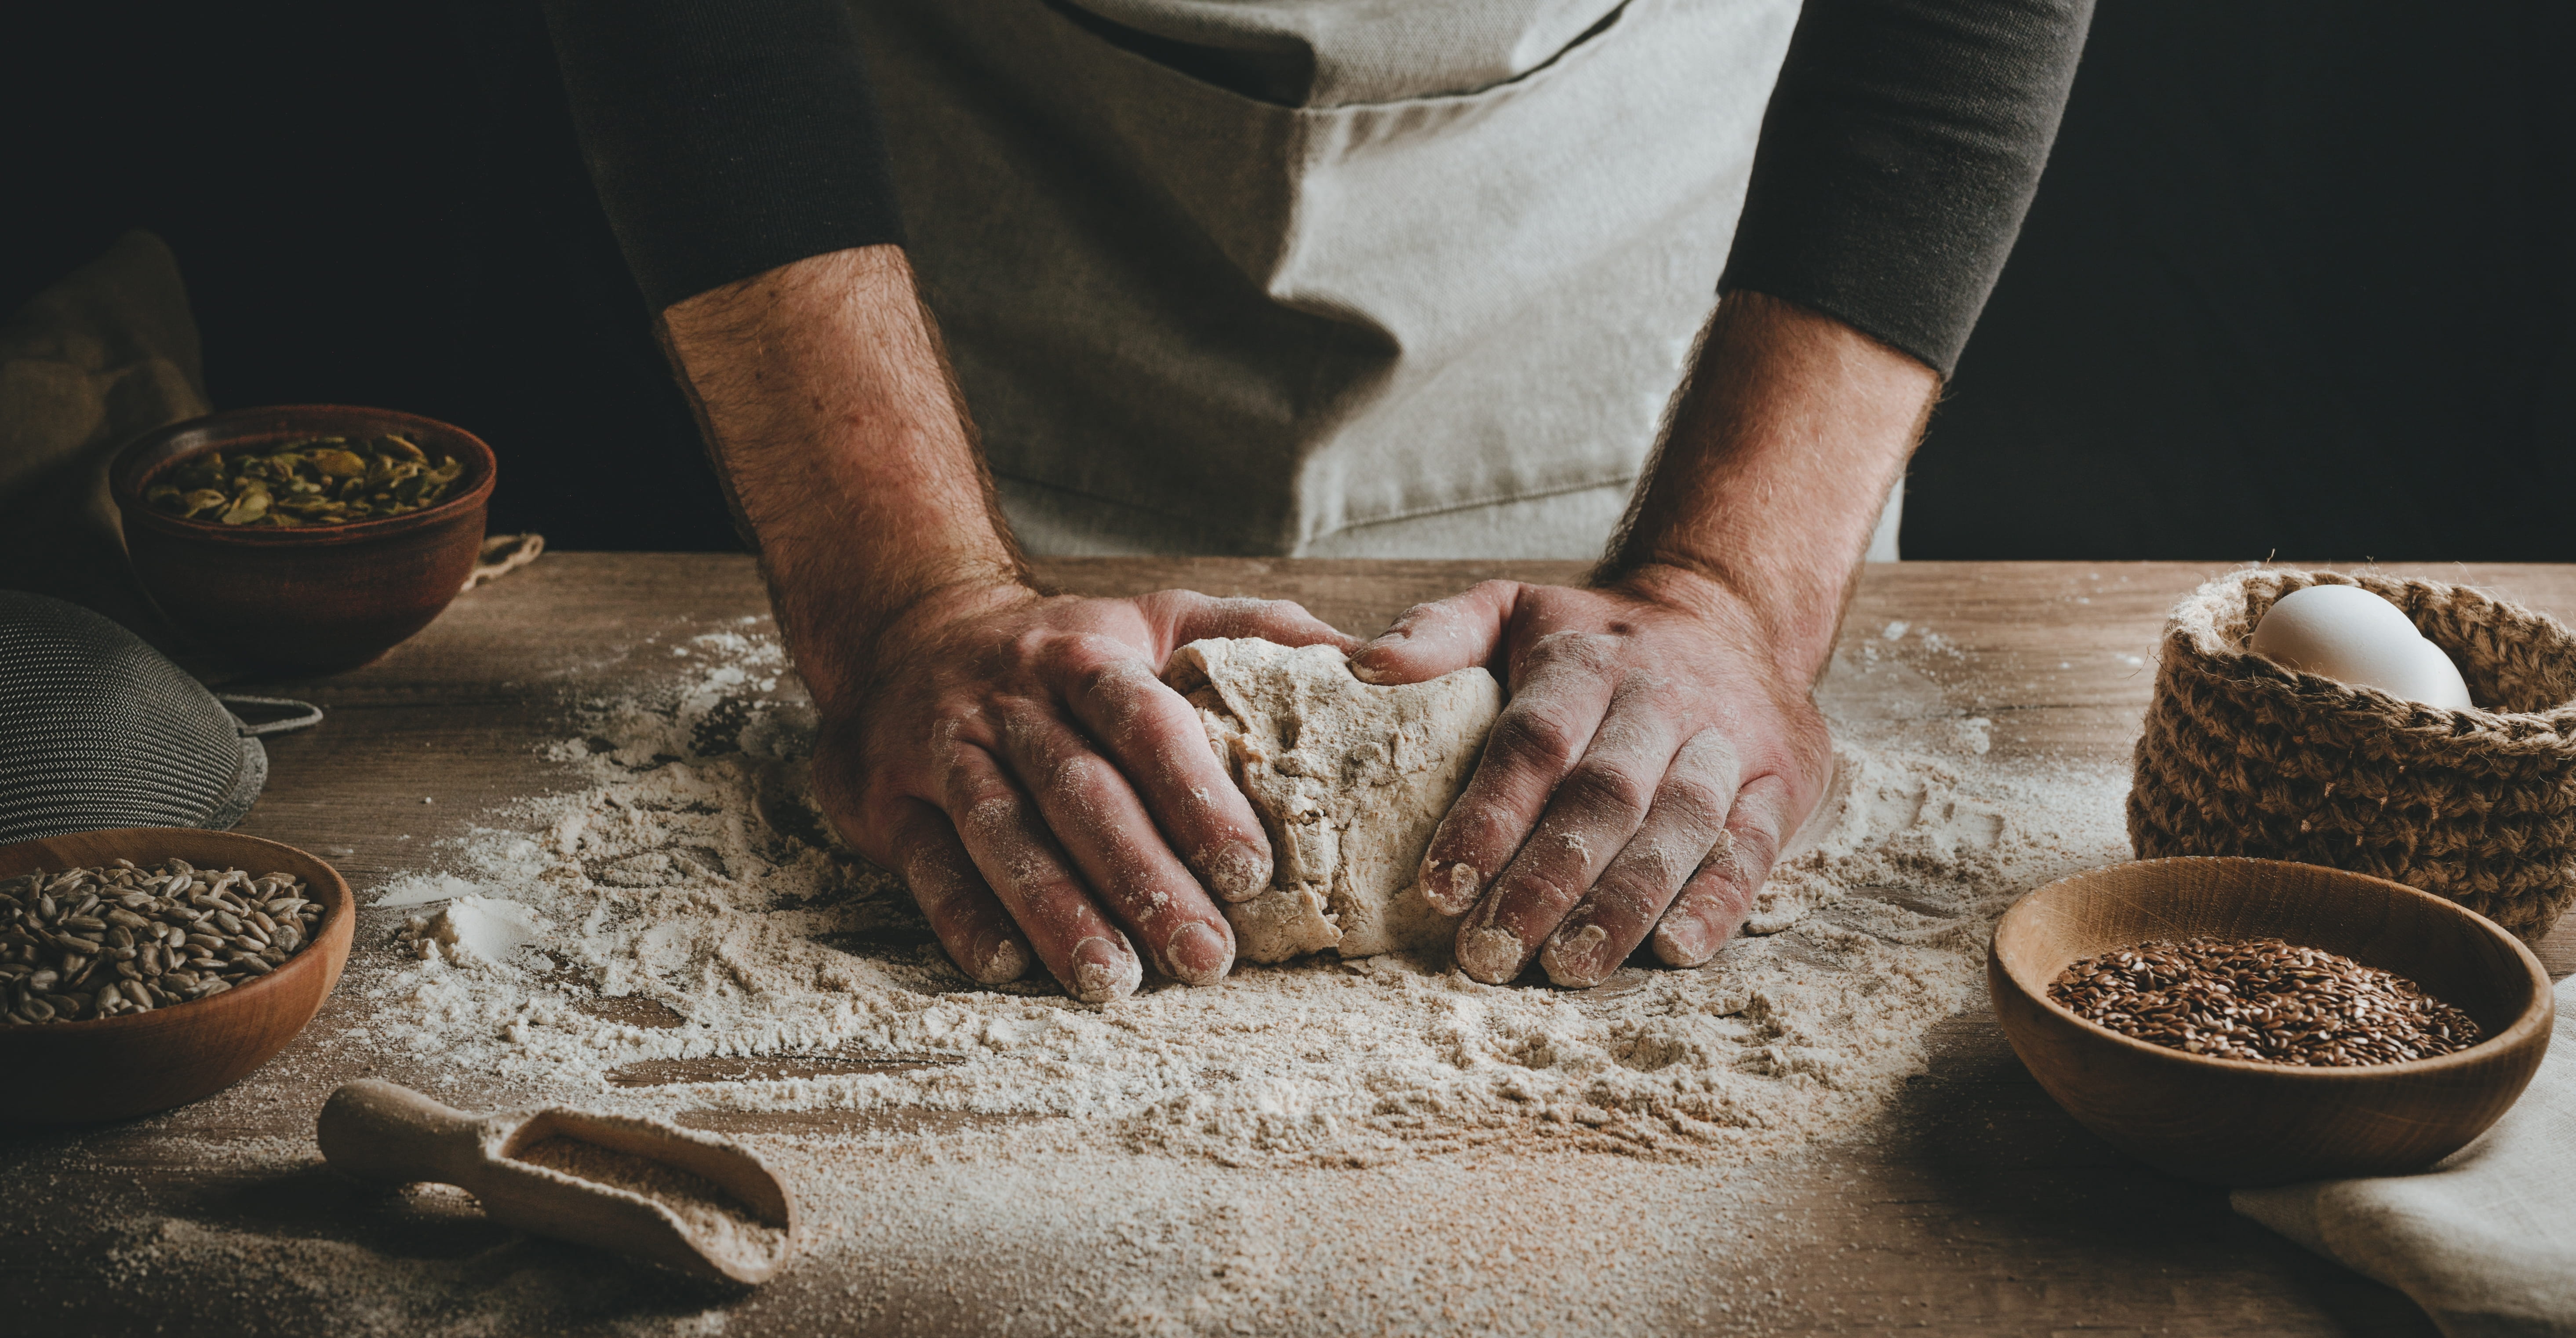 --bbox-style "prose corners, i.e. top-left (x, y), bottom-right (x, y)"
top-left (971, 931), bottom-right (1030, 985)
top-left (1208, 841), bottom-right (1270, 902)
top-left (1422, 860), bottom-right (1484, 915)
top-left (1070, 935), bottom-right (1141, 1004)
top-left (1165, 921), bottom-right (1233, 984)
top-left (1652, 918), bottom-right (1714, 968)
top-left (1347, 635), bottom-right (1404, 682)
top-left (1540, 922), bottom-right (1614, 988)
top-left (1455, 925), bottom-right (1528, 984)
